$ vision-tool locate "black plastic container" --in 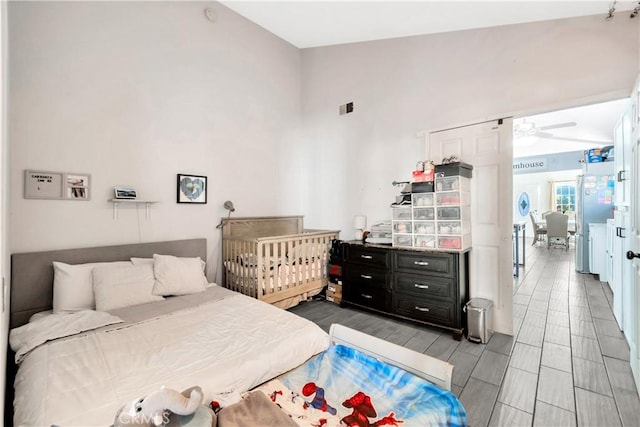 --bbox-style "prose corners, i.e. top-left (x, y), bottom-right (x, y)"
top-left (434, 162), bottom-right (473, 178)
top-left (411, 181), bottom-right (434, 193)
